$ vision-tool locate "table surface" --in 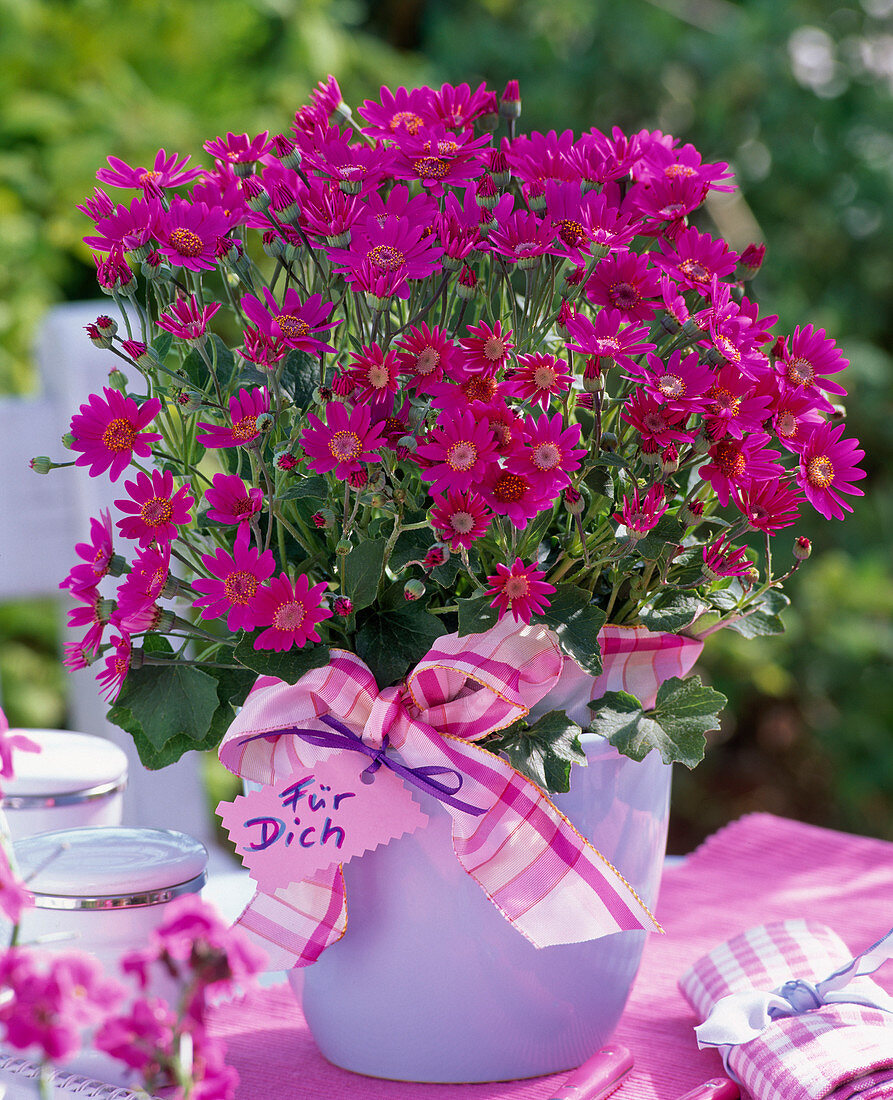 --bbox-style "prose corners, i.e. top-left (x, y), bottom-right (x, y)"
top-left (206, 812), bottom-right (893, 1099)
